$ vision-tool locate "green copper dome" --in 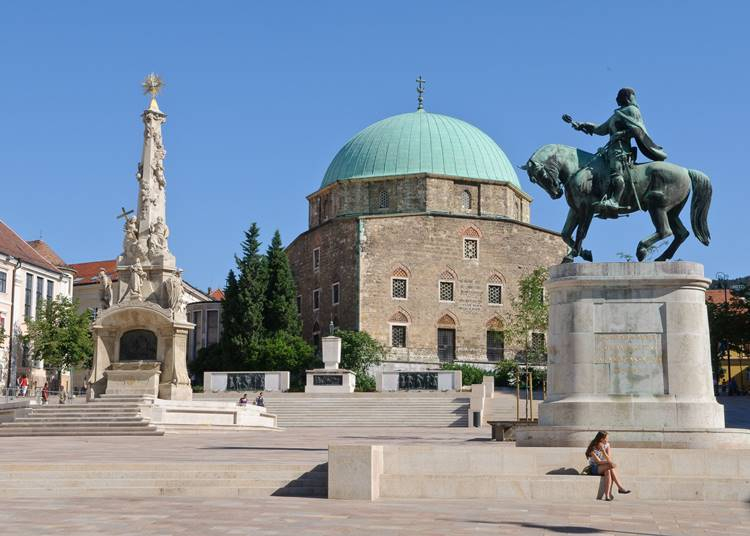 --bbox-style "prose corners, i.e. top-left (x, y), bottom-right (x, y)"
top-left (321, 110), bottom-right (521, 189)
